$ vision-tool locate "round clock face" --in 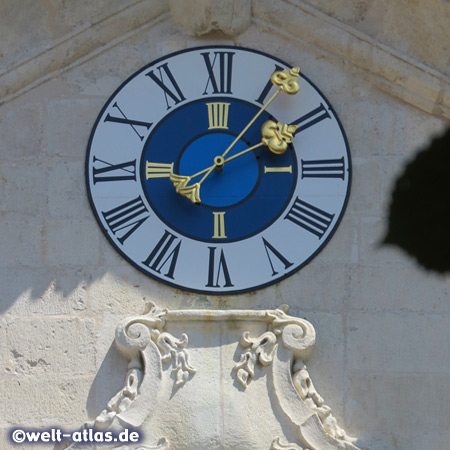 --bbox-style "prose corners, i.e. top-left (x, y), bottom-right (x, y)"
top-left (86, 46), bottom-right (351, 295)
